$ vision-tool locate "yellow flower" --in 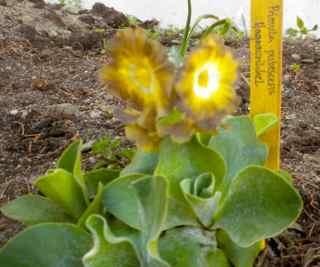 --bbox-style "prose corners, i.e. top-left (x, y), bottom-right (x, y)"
top-left (174, 35), bottom-right (239, 130)
top-left (99, 27), bottom-right (174, 115)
